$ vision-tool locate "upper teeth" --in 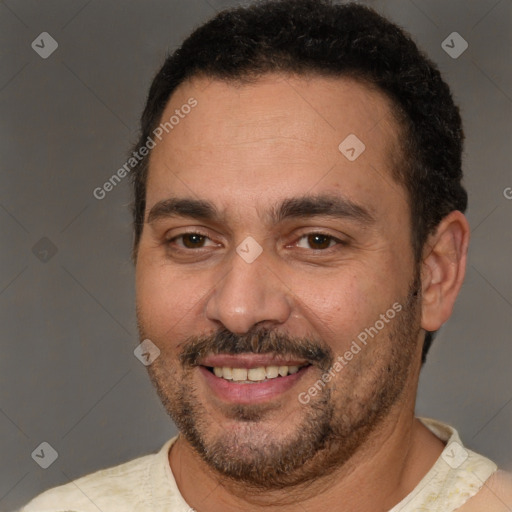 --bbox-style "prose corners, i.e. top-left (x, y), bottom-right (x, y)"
top-left (213, 365), bottom-right (302, 382)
